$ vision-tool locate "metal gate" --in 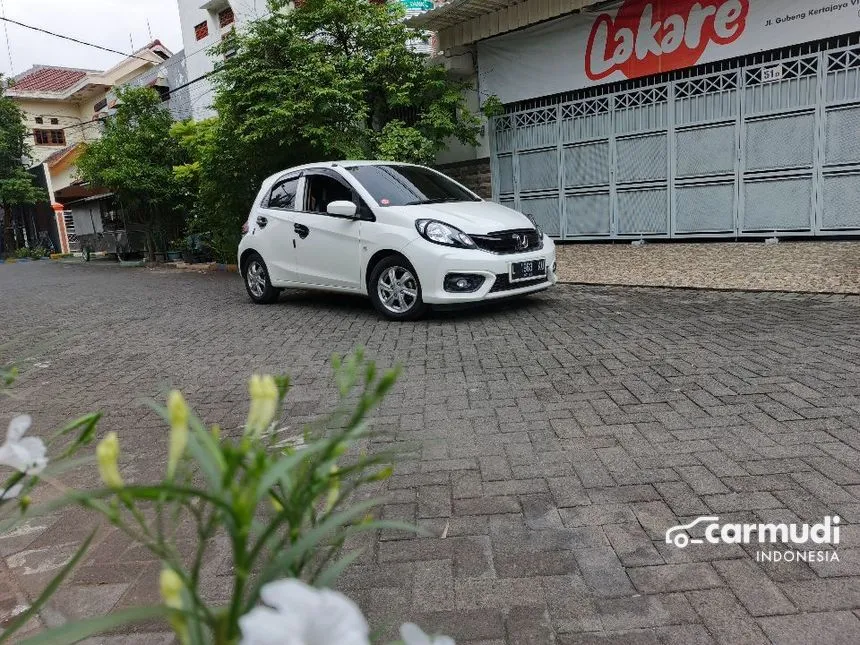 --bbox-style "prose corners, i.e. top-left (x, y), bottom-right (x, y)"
top-left (490, 41), bottom-right (860, 240)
